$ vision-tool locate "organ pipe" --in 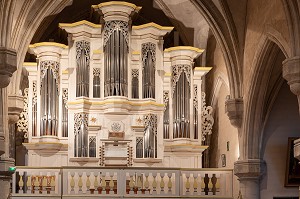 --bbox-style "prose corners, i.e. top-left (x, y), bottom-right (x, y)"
top-left (173, 73), bottom-right (190, 138)
top-left (142, 43), bottom-right (156, 99)
top-left (76, 41), bottom-right (90, 97)
top-left (104, 28), bottom-right (128, 97)
top-left (40, 61), bottom-right (59, 136)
